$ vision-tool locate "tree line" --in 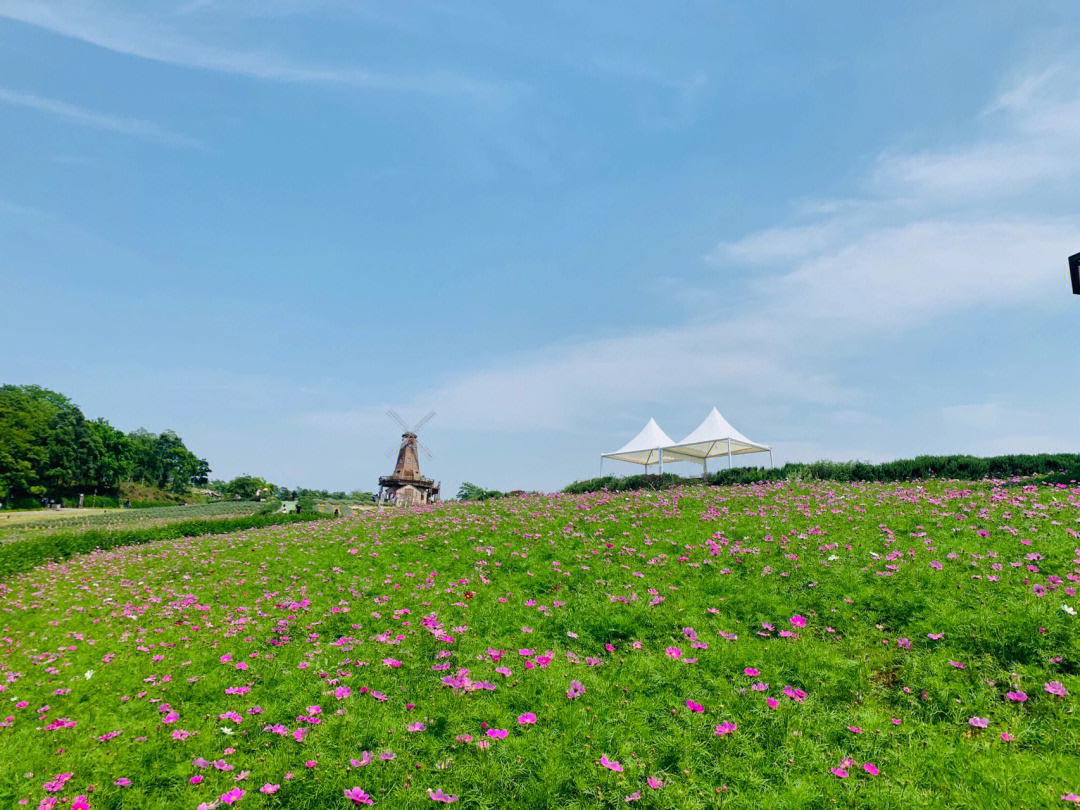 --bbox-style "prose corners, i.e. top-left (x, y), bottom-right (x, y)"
top-left (0, 385), bottom-right (210, 505)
